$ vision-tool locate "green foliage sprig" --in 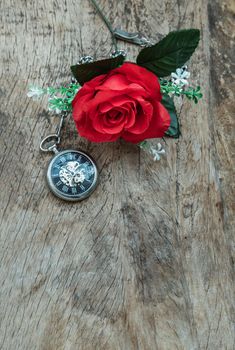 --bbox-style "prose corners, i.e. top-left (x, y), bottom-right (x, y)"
top-left (160, 79), bottom-right (203, 103)
top-left (27, 83), bottom-right (80, 112)
top-left (47, 83), bottom-right (79, 112)
top-left (28, 78), bottom-right (202, 115)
